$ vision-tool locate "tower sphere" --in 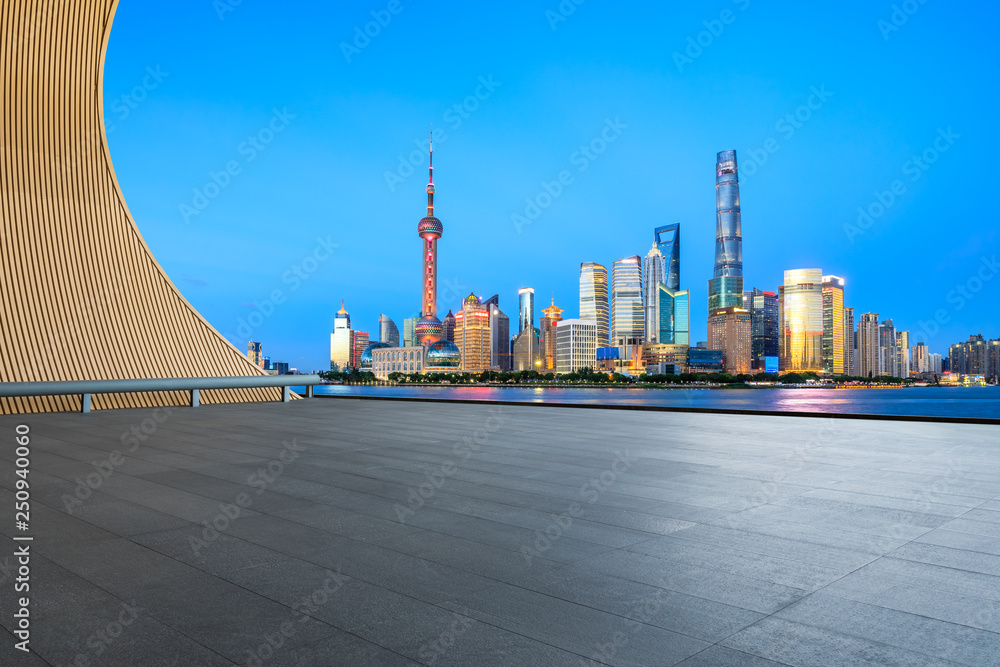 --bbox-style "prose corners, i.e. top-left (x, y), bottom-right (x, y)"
top-left (418, 215), bottom-right (442, 238)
